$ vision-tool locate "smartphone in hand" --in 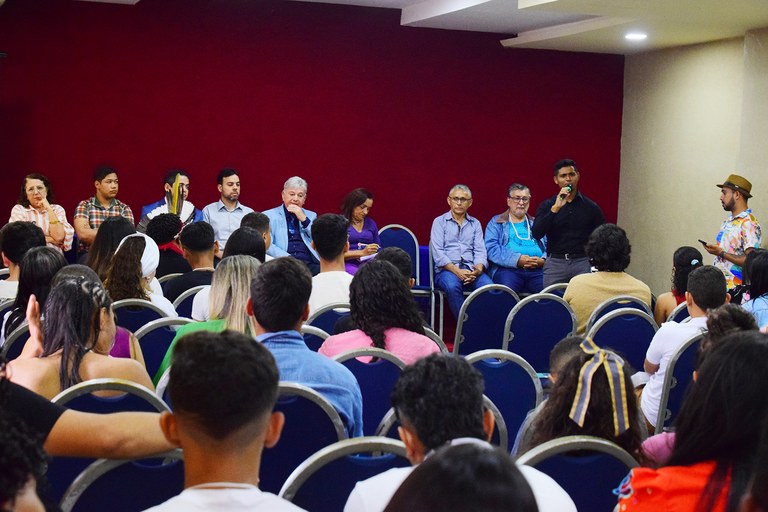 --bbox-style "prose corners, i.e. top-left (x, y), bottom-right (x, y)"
top-left (698, 239), bottom-right (708, 246)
